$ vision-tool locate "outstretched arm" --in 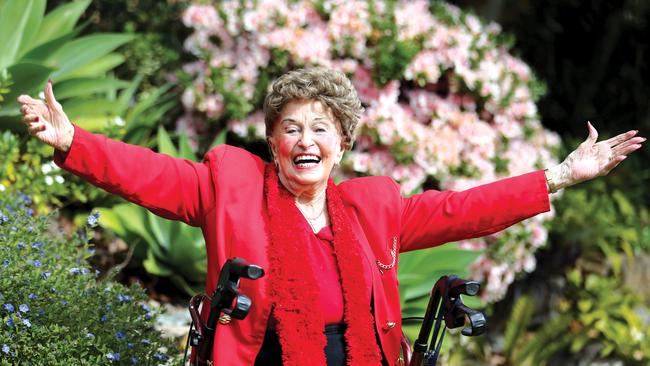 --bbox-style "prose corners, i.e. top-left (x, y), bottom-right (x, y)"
top-left (544, 122), bottom-right (645, 193)
top-left (17, 81), bottom-right (215, 227)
